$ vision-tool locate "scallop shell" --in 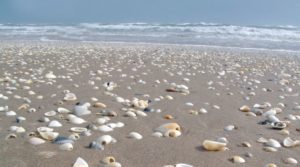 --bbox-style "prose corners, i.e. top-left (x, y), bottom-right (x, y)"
top-left (230, 156), bottom-right (245, 163)
top-left (265, 139), bottom-right (281, 148)
top-left (96, 135), bottom-right (116, 145)
top-left (156, 123), bottom-right (181, 134)
top-left (73, 157), bottom-right (88, 167)
top-left (283, 137), bottom-right (300, 148)
top-left (70, 127), bottom-right (88, 133)
top-left (39, 131), bottom-right (59, 141)
top-left (164, 129), bottom-right (181, 138)
top-left (202, 140), bottom-right (227, 151)
top-left (28, 137), bottom-right (46, 145)
top-left (48, 120), bottom-right (62, 127)
top-left (102, 156), bottom-right (116, 164)
top-left (129, 132), bottom-right (143, 140)
top-left (44, 110), bottom-right (57, 117)
top-left (59, 143), bottom-right (73, 151)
